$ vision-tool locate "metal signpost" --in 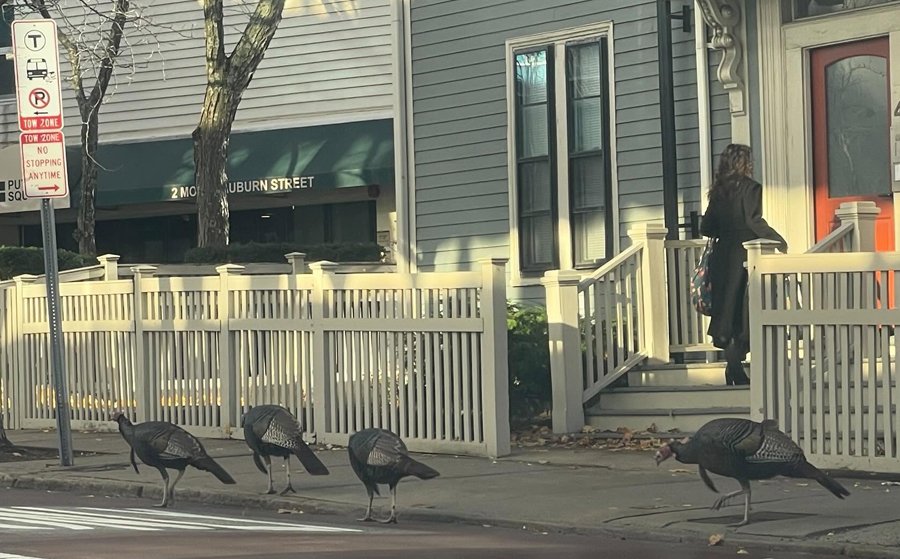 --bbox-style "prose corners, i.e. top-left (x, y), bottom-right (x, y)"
top-left (12, 19), bottom-right (73, 466)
